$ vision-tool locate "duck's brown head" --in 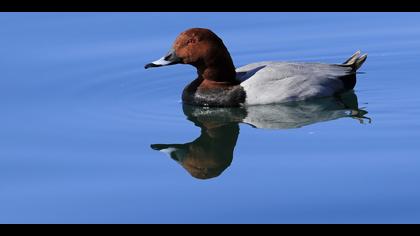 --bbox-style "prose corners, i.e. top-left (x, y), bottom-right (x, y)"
top-left (145, 28), bottom-right (236, 82)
